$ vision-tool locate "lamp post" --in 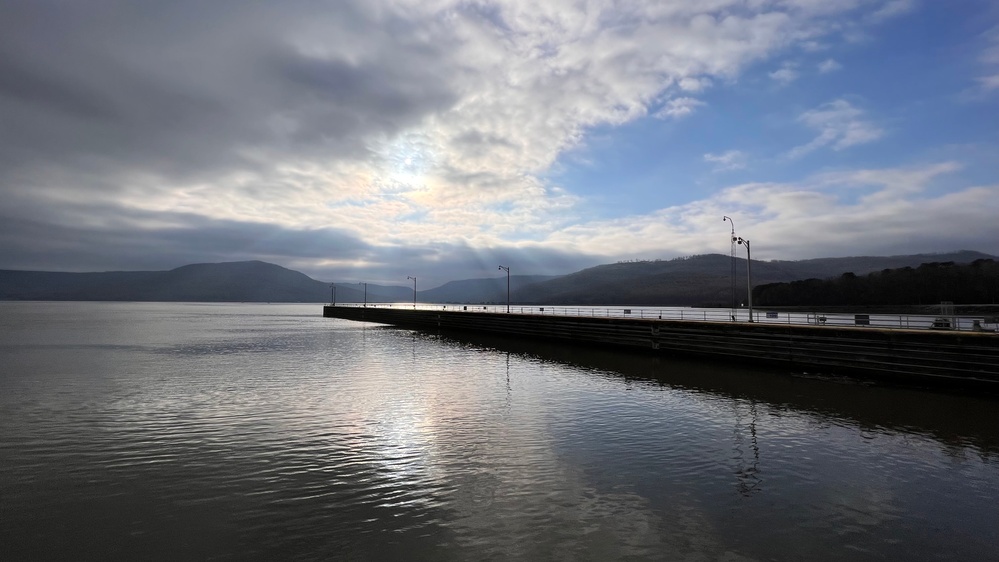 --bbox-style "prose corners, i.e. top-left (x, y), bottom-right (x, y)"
top-left (331, 283), bottom-right (336, 306)
top-left (498, 265), bottom-right (510, 313)
top-left (736, 237), bottom-right (753, 322)
top-left (359, 282), bottom-right (367, 307)
top-left (723, 216), bottom-right (737, 314)
top-left (407, 276), bottom-right (417, 309)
